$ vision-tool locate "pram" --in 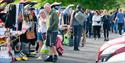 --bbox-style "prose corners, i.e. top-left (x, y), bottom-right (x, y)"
top-left (0, 30), bottom-right (16, 63)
